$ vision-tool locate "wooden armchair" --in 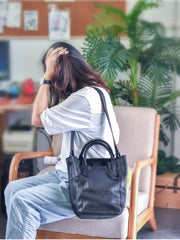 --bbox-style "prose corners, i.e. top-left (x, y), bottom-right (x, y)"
top-left (9, 106), bottom-right (160, 239)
